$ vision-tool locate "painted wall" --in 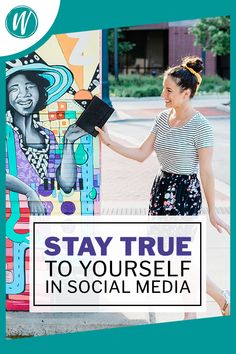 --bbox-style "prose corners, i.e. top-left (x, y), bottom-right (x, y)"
top-left (6, 31), bottom-right (101, 310)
